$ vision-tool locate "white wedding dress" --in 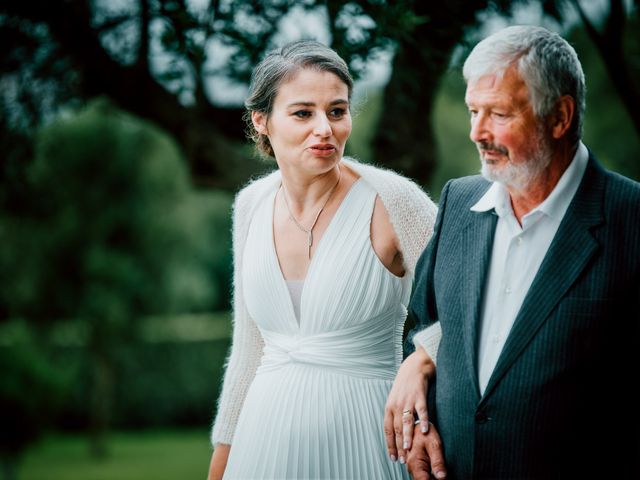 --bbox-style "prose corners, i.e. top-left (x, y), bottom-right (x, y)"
top-left (224, 179), bottom-right (411, 479)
